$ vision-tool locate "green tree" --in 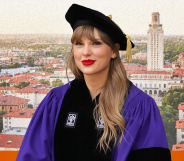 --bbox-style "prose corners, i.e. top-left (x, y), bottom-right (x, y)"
top-left (0, 65), bottom-right (3, 71)
top-left (37, 67), bottom-right (45, 72)
top-left (159, 87), bottom-right (184, 149)
top-left (45, 68), bottom-right (54, 73)
top-left (39, 79), bottom-right (50, 86)
top-left (159, 105), bottom-right (178, 150)
top-left (0, 110), bottom-right (7, 132)
top-left (13, 82), bottom-right (30, 89)
top-left (6, 62), bottom-right (22, 69)
top-left (0, 82), bottom-right (10, 87)
top-left (52, 79), bottom-right (64, 87)
top-left (27, 56), bottom-right (34, 67)
top-left (131, 59), bottom-right (147, 65)
top-left (18, 56), bottom-right (24, 59)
